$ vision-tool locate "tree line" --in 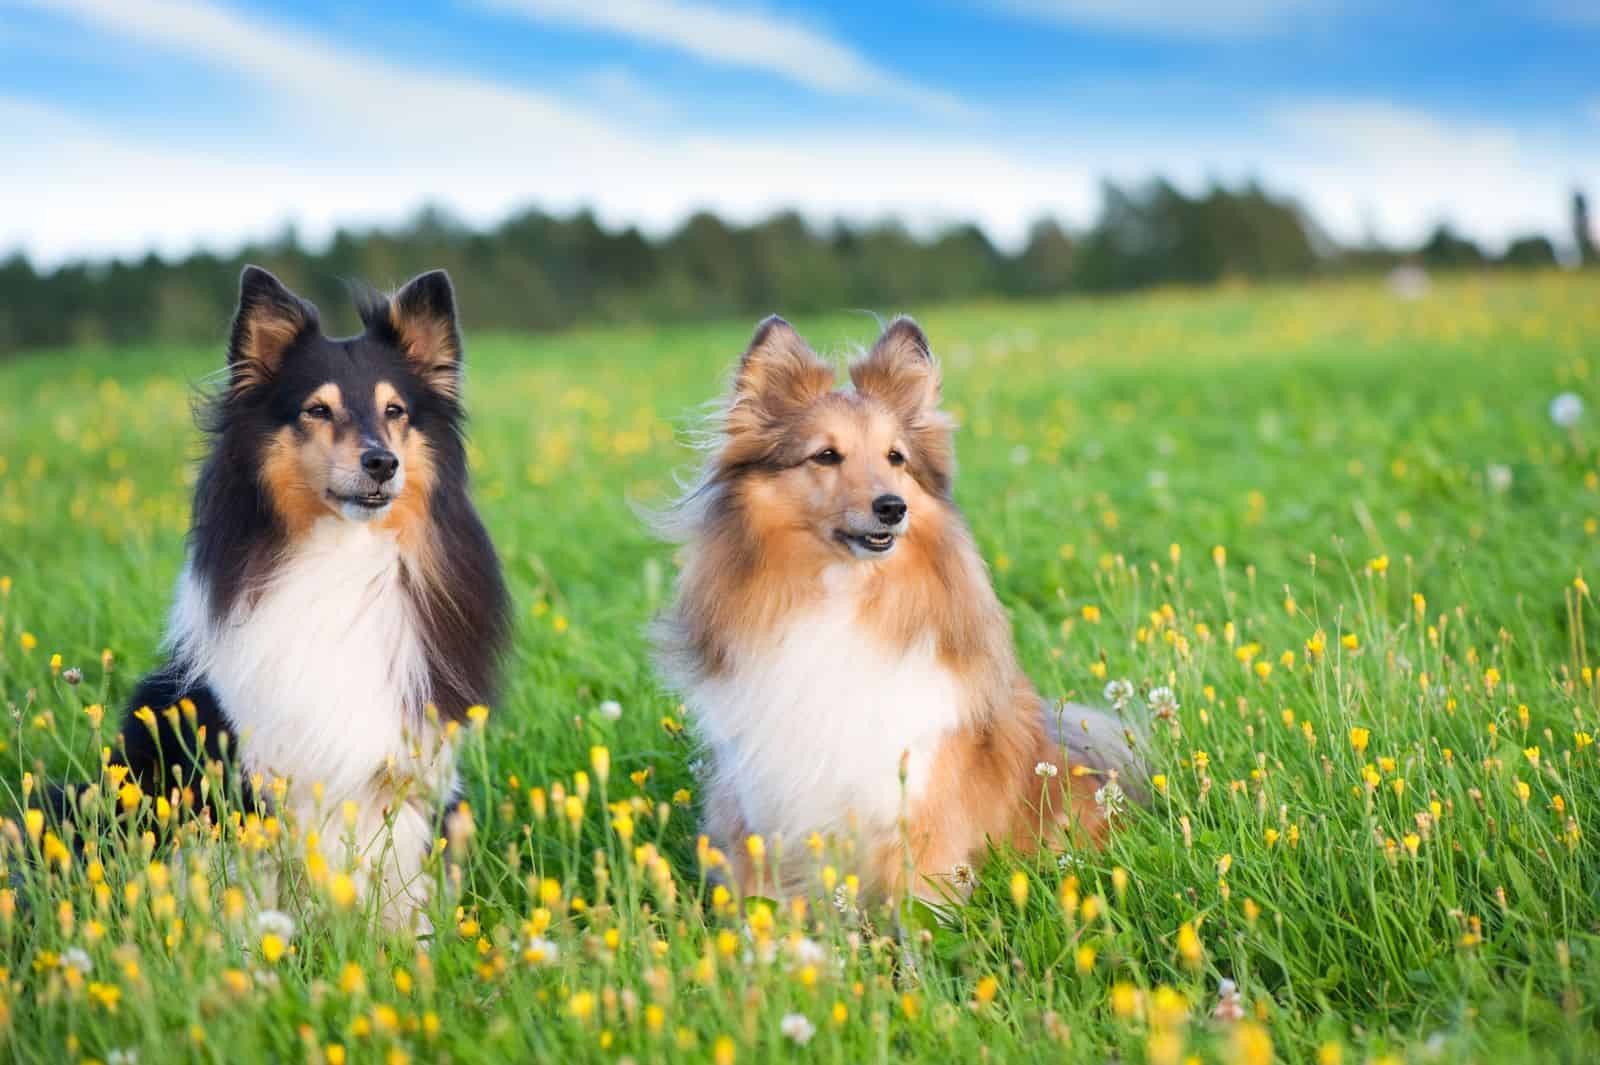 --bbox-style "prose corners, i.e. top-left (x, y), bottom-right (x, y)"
top-left (0, 180), bottom-right (1591, 356)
